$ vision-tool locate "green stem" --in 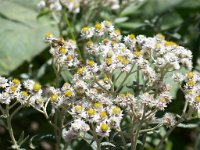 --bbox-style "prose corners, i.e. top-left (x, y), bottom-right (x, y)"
top-left (139, 124), bottom-right (162, 133)
top-left (131, 106), bottom-right (146, 150)
top-left (120, 131), bottom-right (128, 150)
top-left (155, 118), bottom-right (184, 150)
top-left (63, 12), bottom-right (76, 40)
top-left (139, 133), bottom-right (147, 150)
top-left (155, 99), bottom-right (189, 150)
top-left (115, 65), bottom-right (135, 93)
top-left (91, 124), bottom-right (101, 150)
top-left (6, 105), bottom-right (20, 150)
